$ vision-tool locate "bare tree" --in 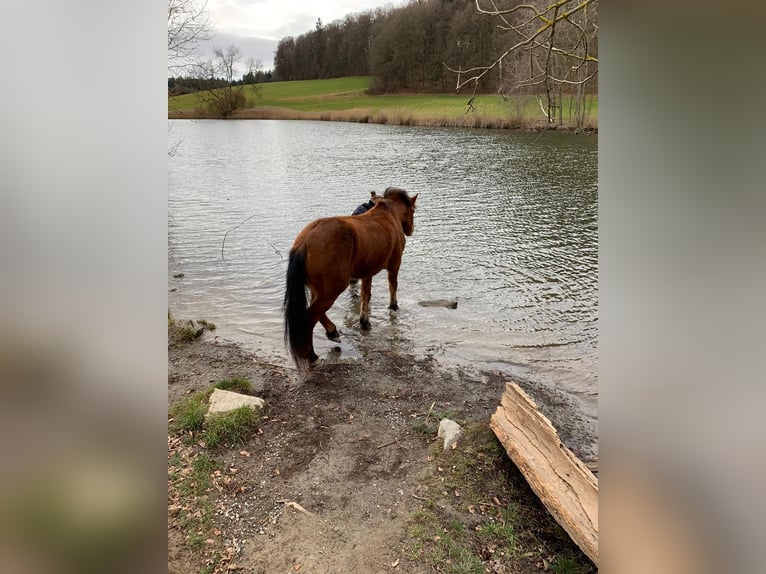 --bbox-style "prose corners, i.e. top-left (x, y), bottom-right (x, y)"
top-left (168, 0), bottom-right (213, 72)
top-left (447, 0), bottom-right (598, 129)
top-left (196, 46), bottom-right (259, 117)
